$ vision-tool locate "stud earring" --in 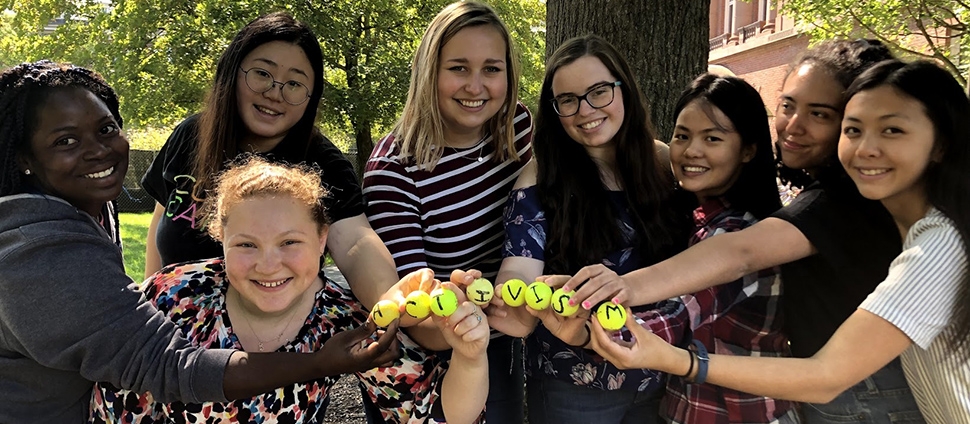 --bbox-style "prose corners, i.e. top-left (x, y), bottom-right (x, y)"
top-left (24, 169), bottom-right (31, 175)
